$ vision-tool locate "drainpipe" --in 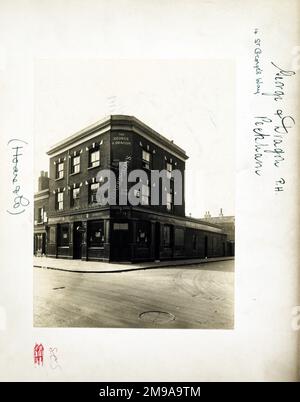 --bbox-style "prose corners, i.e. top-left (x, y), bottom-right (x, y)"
top-left (66, 149), bottom-right (70, 194)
